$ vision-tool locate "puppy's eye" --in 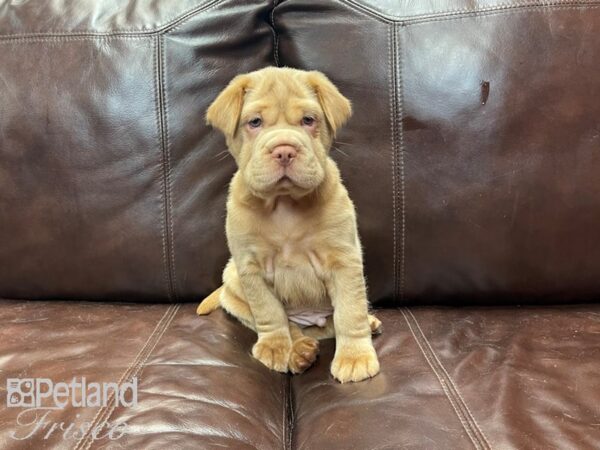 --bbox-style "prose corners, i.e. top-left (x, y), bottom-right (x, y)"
top-left (248, 117), bottom-right (262, 128)
top-left (301, 116), bottom-right (315, 127)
